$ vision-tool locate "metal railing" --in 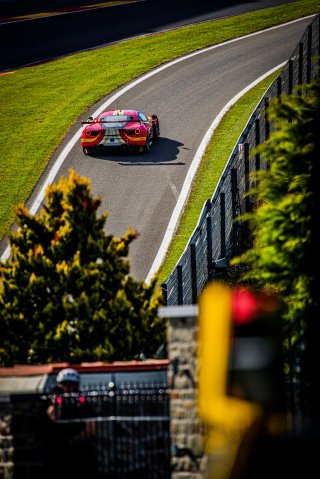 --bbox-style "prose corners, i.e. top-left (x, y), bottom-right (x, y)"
top-left (4, 384), bottom-right (170, 479)
top-left (162, 14), bottom-right (320, 306)
top-left (43, 385), bottom-right (171, 479)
